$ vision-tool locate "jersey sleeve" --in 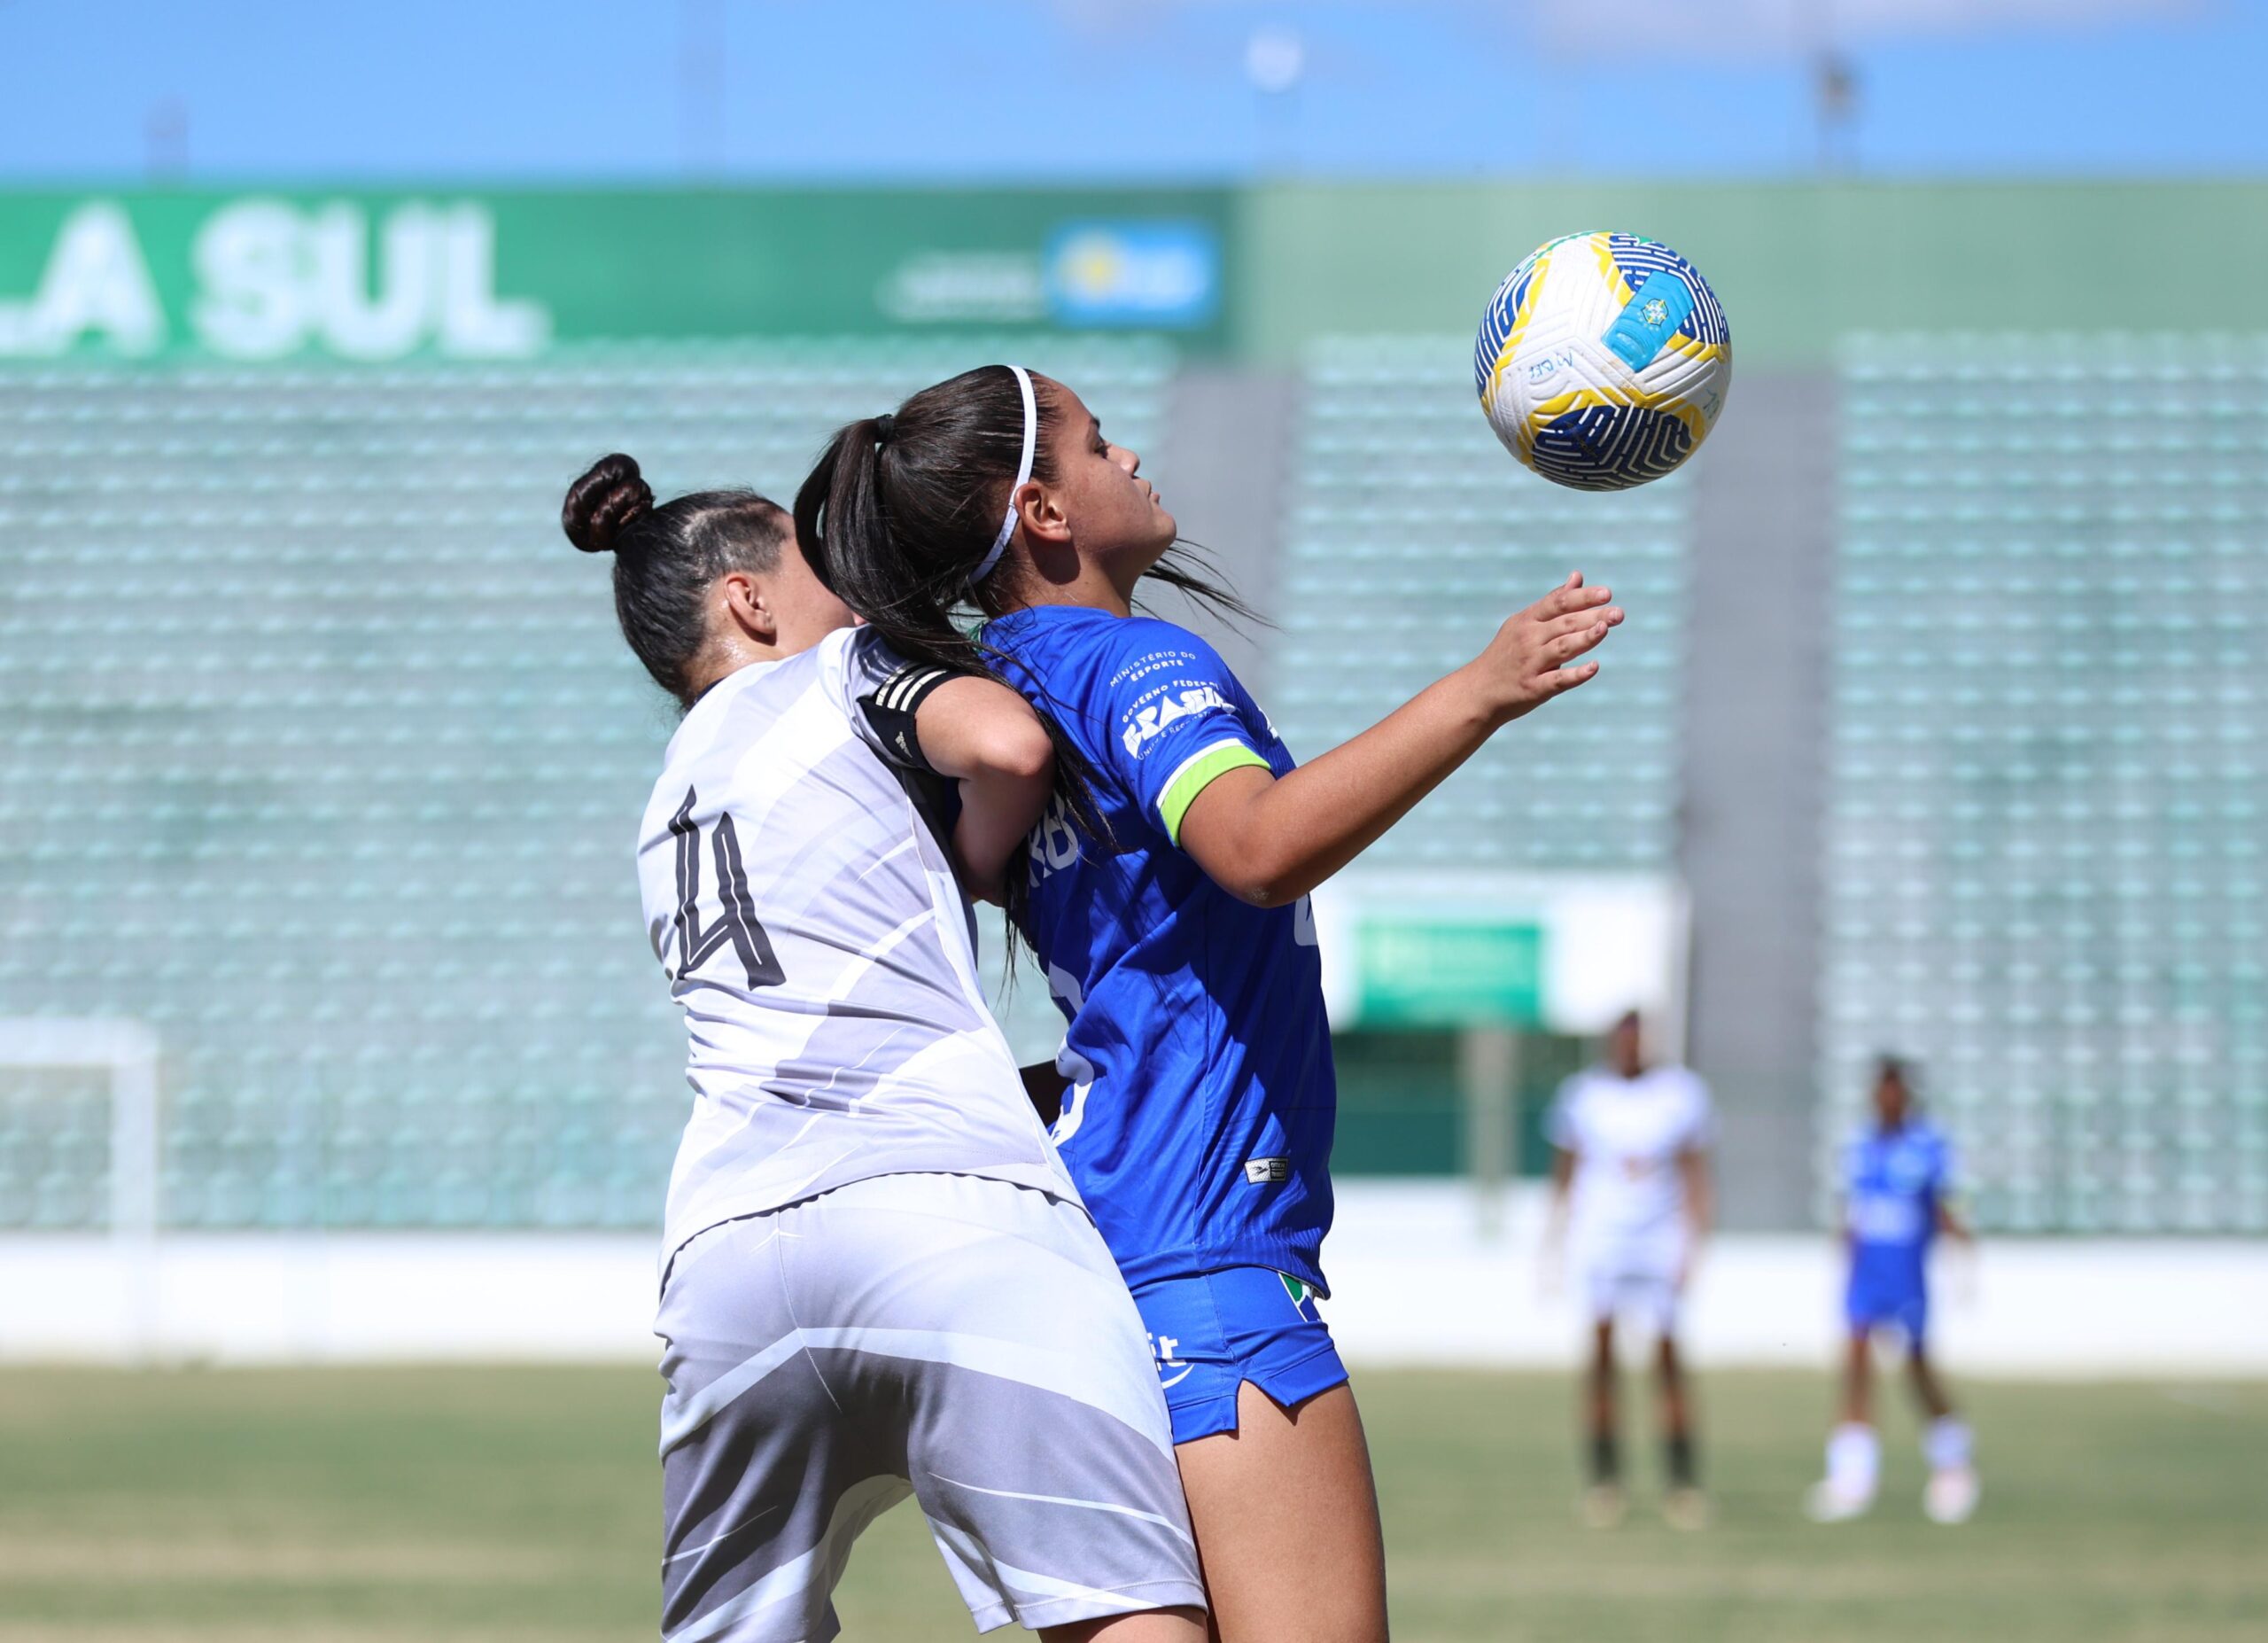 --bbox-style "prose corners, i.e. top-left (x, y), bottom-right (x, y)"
top-left (835, 630), bottom-right (951, 773)
top-left (1546, 1079), bottom-right (1583, 1154)
top-left (1839, 1133), bottom-right (1867, 1196)
top-left (1092, 620), bottom-right (1271, 846)
top-left (1678, 1075), bottom-right (1716, 1152)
